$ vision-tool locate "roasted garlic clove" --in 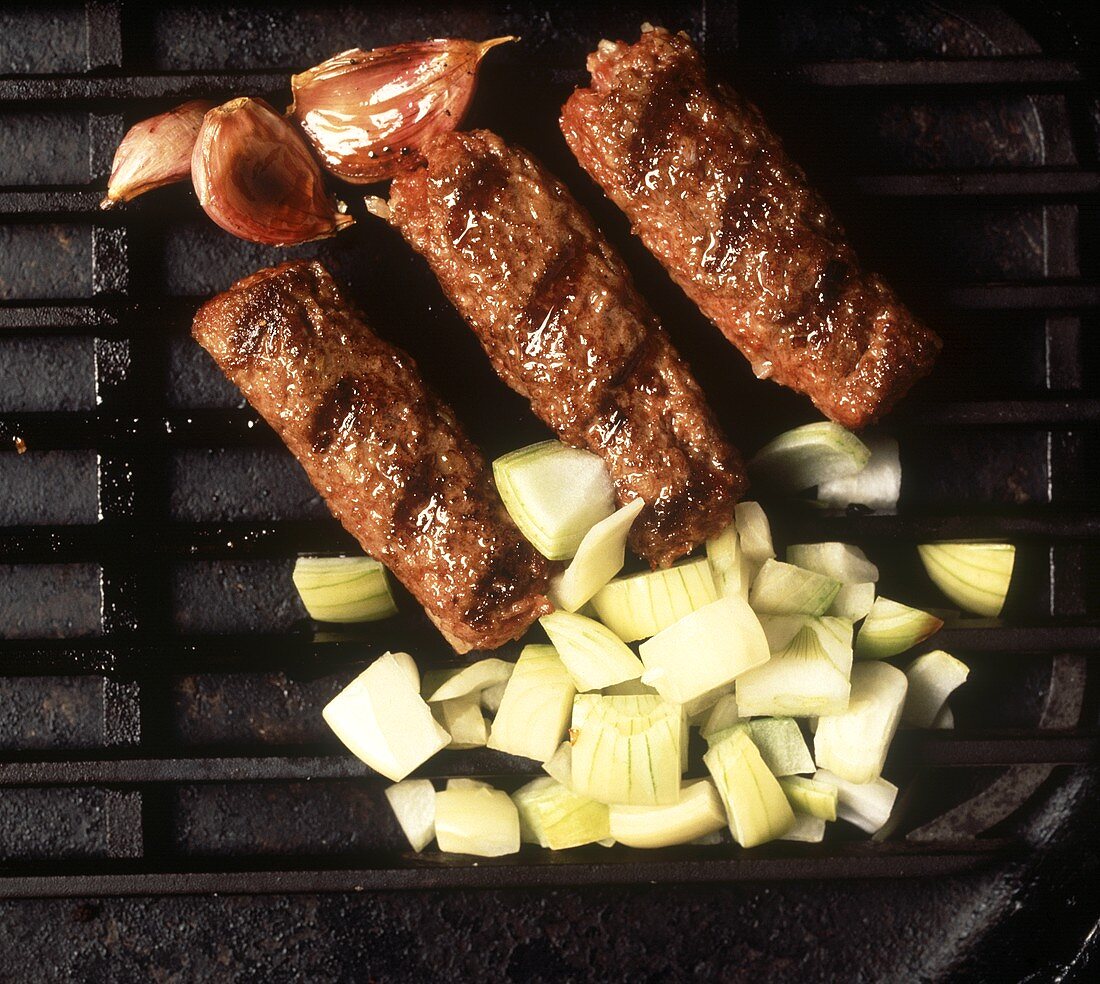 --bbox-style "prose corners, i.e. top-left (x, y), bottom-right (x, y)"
top-left (192, 97), bottom-right (354, 246)
top-left (101, 100), bottom-right (213, 208)
top-left (290, 37), bottom-right (514, 184)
